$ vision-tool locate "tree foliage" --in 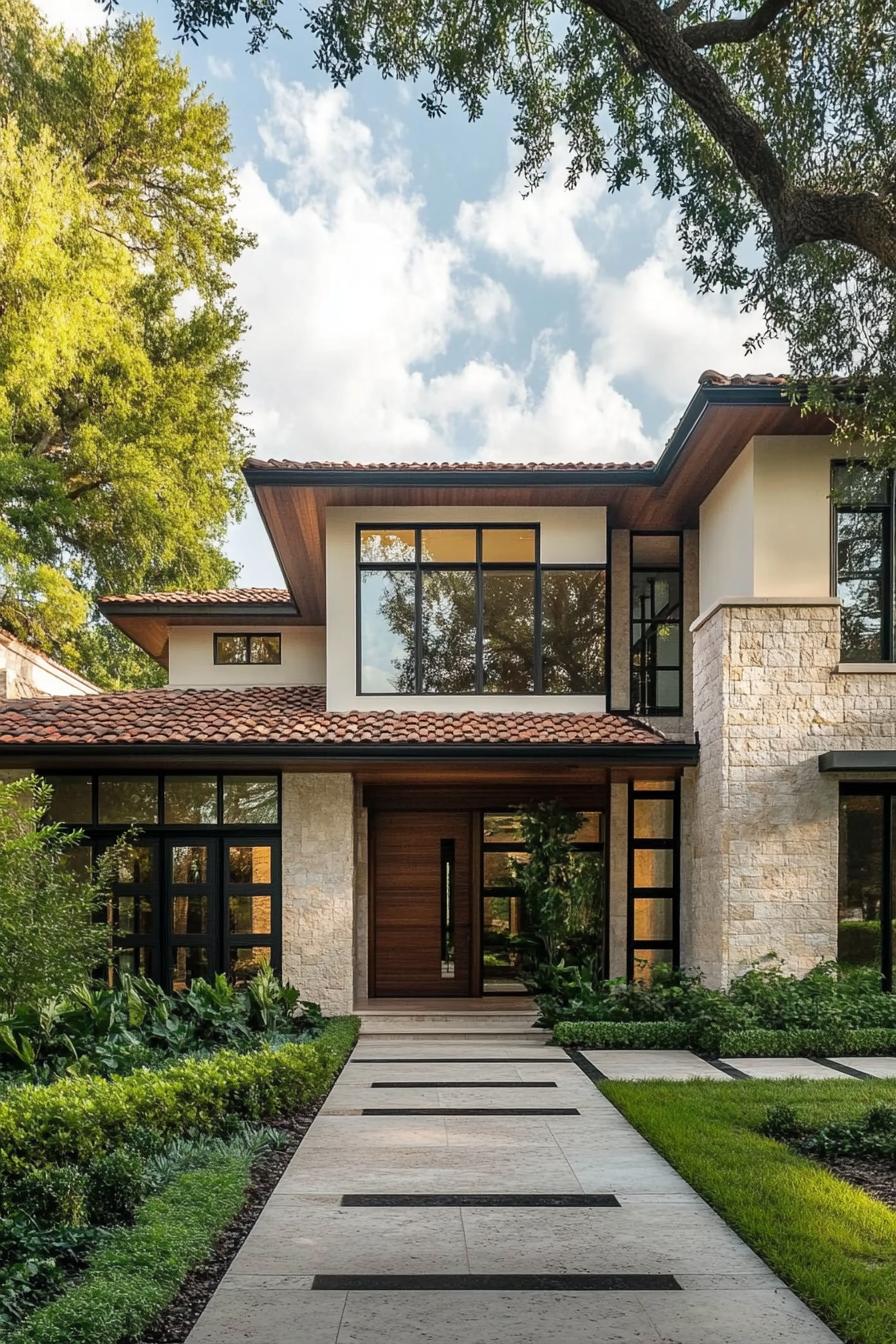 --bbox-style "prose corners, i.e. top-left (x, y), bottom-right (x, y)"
top-left (0, 1), bottom-right (252, 686)
top-left (150, 0), bottom-right (896, 454)
top-left (0, 775), bottom-right (125, 1010)
top-left (510, 800), bottom-right (604, 976)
